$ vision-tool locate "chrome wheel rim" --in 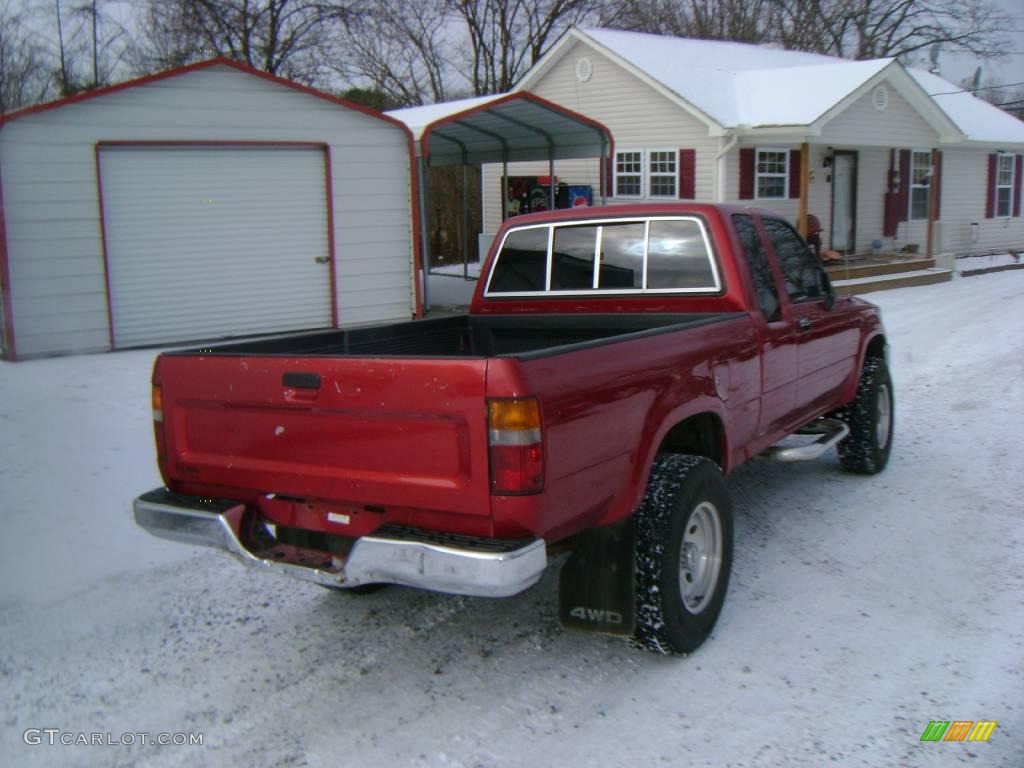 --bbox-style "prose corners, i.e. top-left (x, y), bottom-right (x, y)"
top-left (876, 383), bottom-right (892, 449)
top-left (679, 501), bottom-right (722, 614)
